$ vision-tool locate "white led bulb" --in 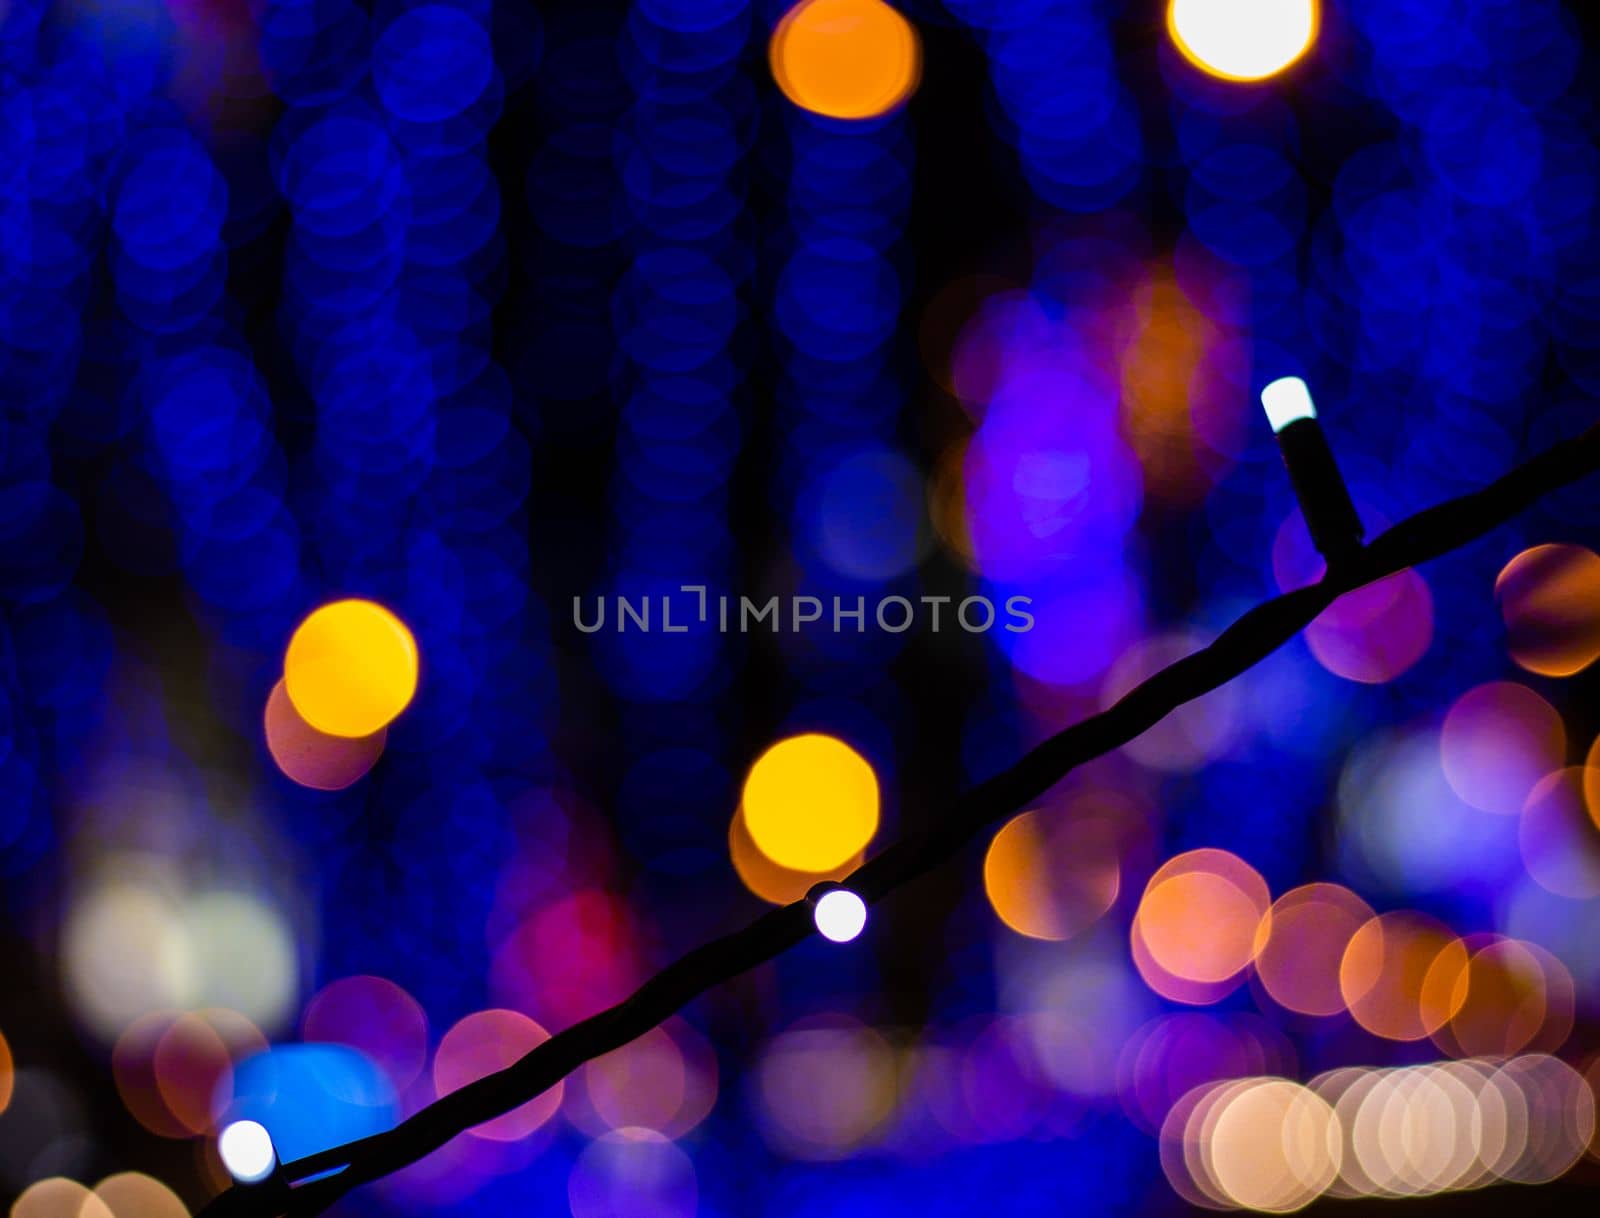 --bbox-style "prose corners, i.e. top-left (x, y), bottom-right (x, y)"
top-left (813, 888), bottom-right (868, 943)
top-left (219, 1119), bottom-right (277, 1184)
top-left (1261, 376), bottom-right (1318, 433)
